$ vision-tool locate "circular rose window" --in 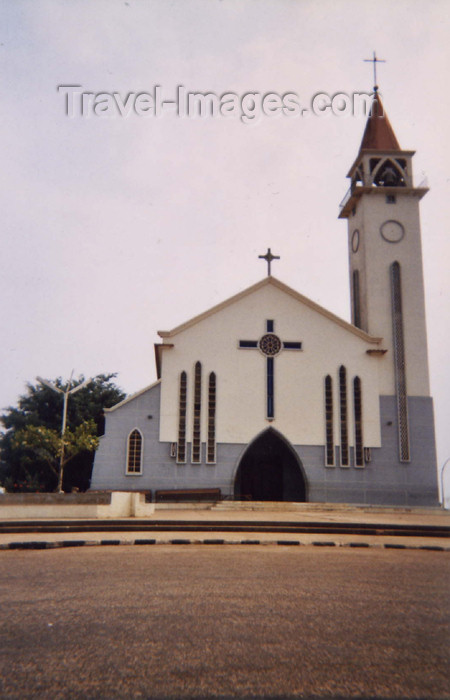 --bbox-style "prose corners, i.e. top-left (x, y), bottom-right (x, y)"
top-left (259, 333), bottom-right (282, 356)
